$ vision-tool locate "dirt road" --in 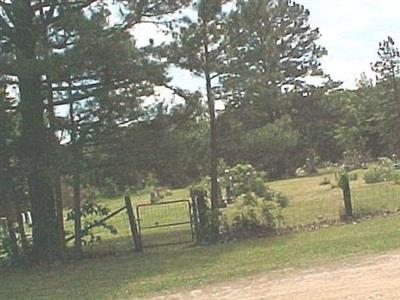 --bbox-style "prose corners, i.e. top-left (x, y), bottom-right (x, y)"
top-left (150, 252), bottom-right (400, 300)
